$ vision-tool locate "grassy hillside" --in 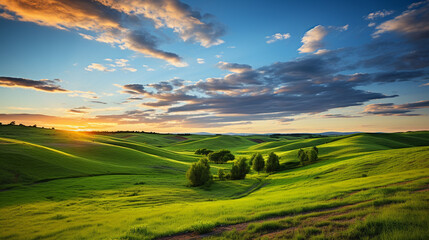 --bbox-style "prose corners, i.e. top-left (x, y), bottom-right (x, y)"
top-left (0, 125), bottom-right (428, 240)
